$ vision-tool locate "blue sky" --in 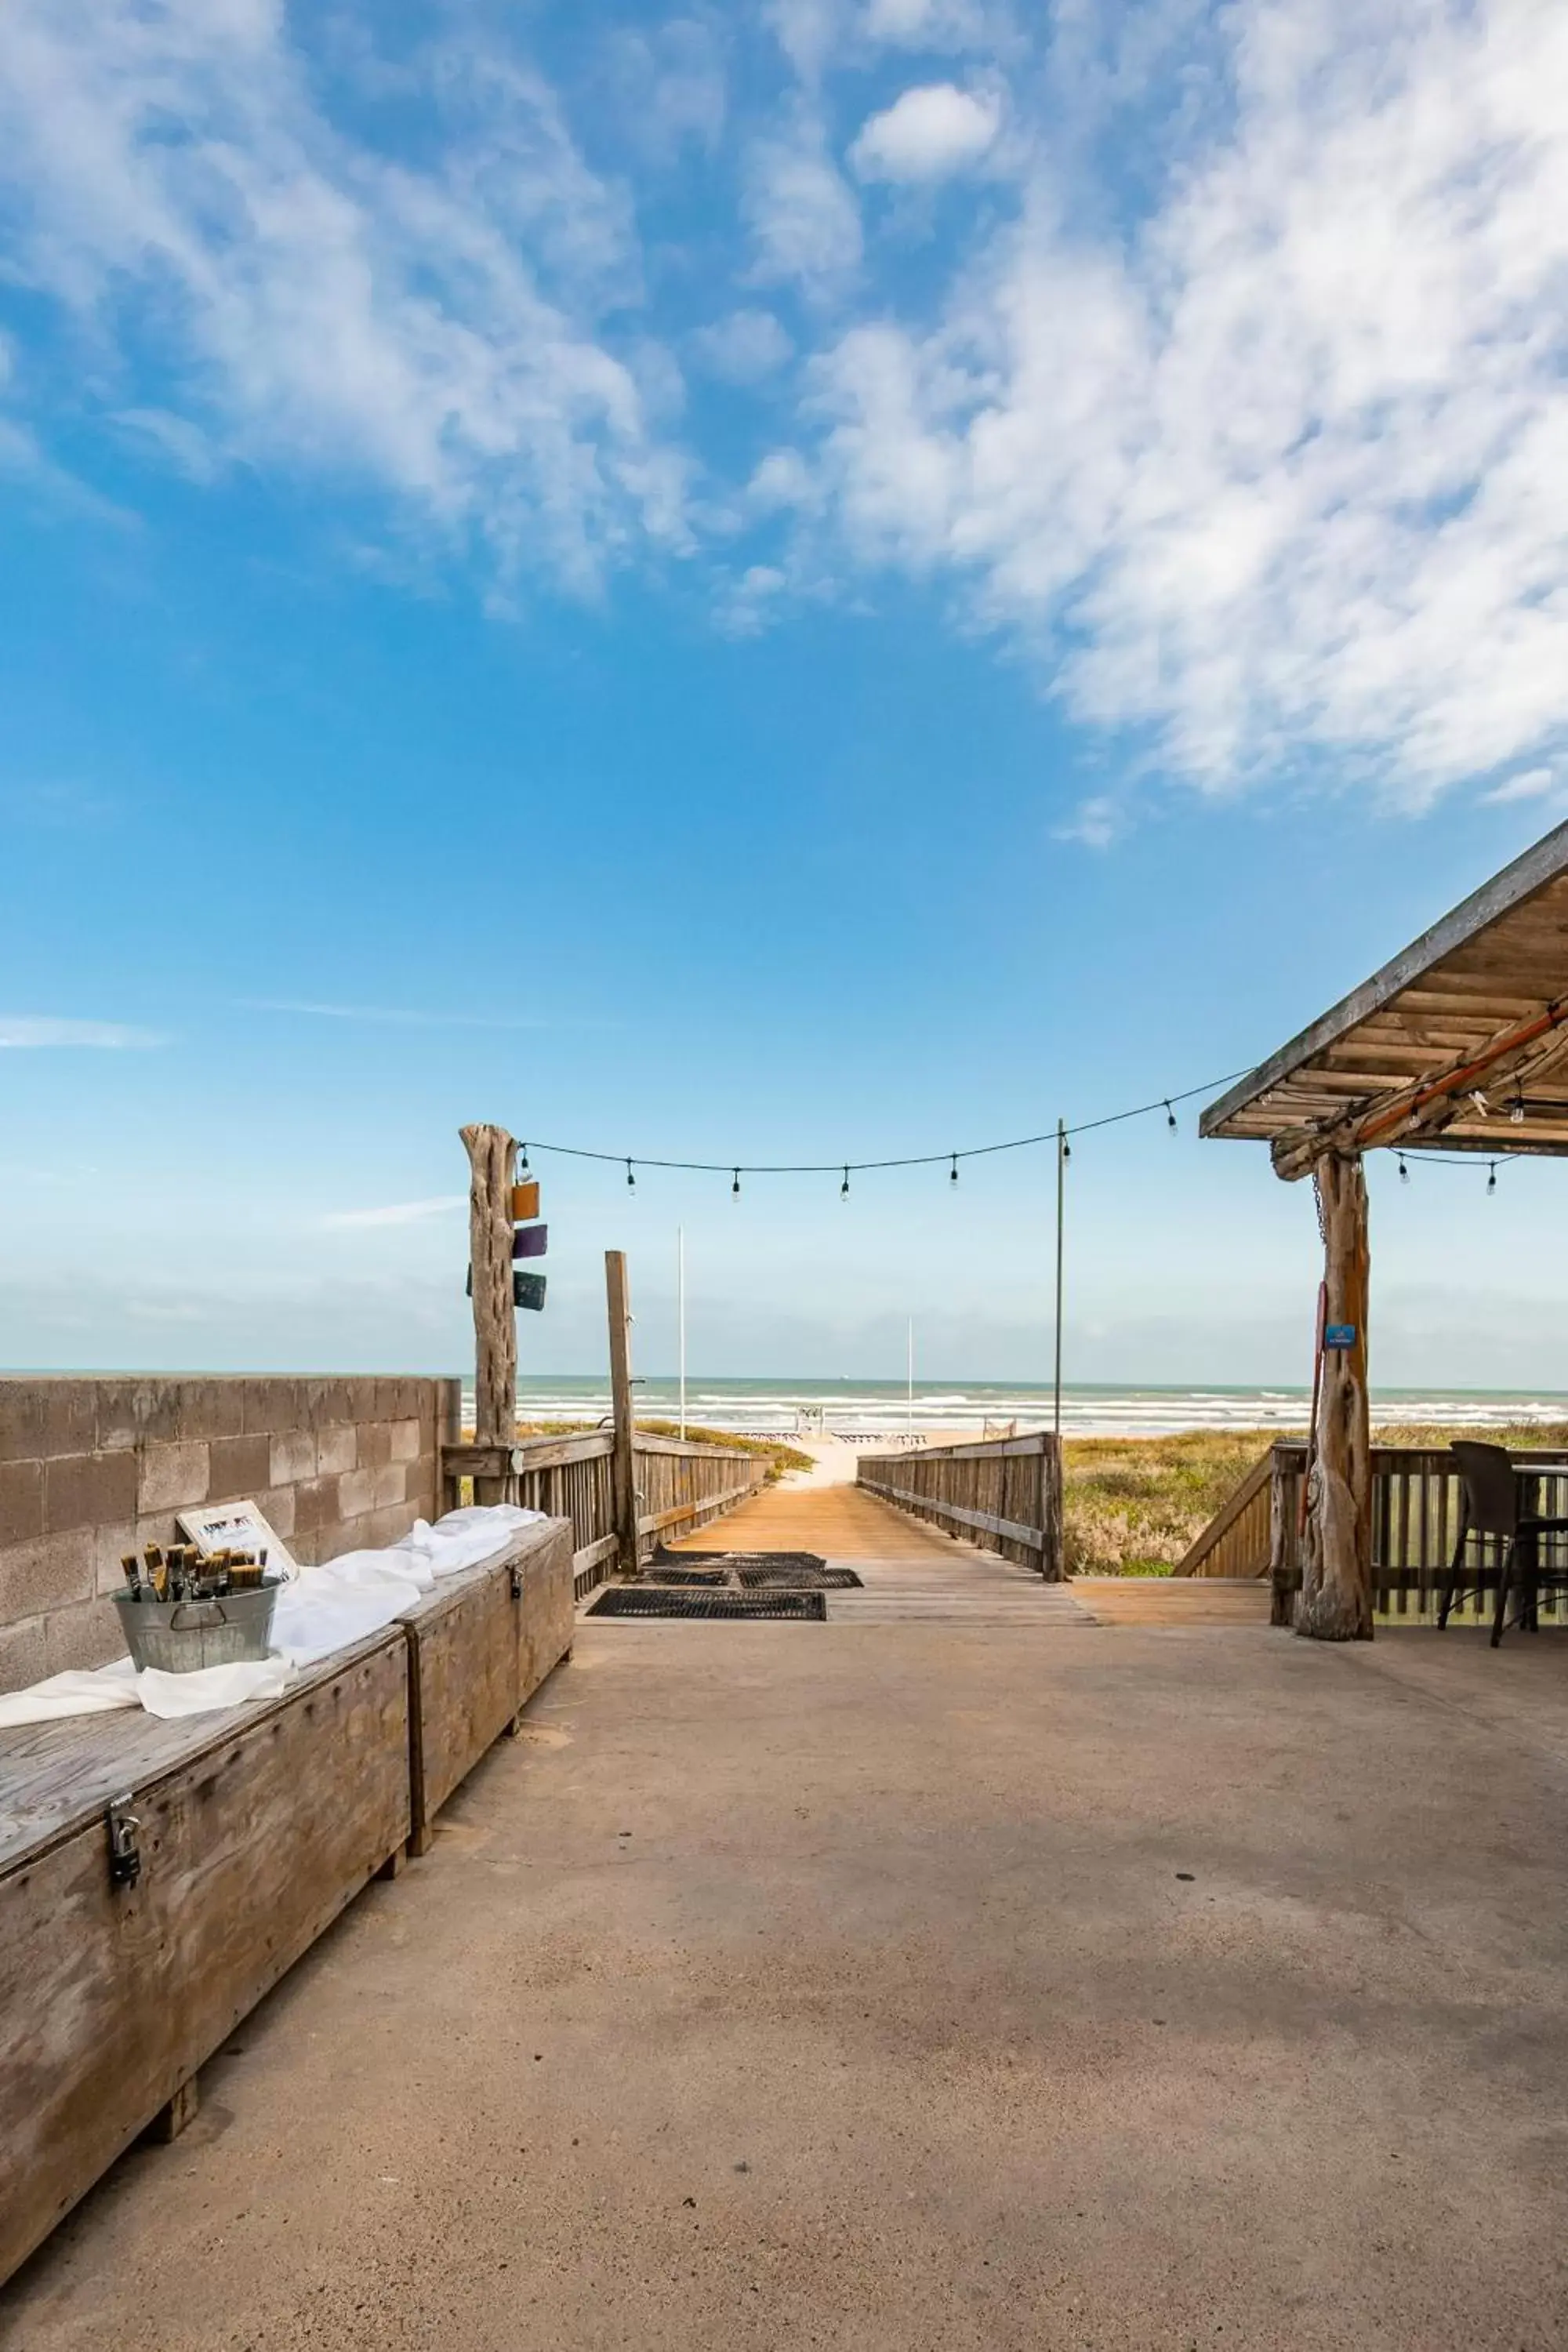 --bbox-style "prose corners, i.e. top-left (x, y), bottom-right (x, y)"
top-left (2, 0), bottom-right (1566, 1385)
